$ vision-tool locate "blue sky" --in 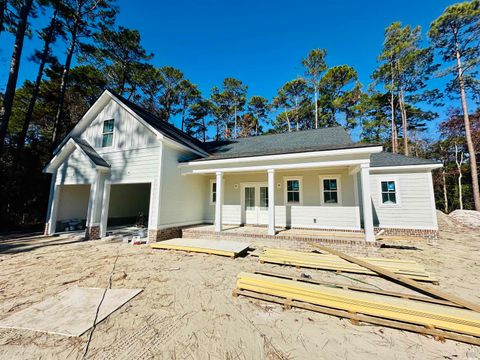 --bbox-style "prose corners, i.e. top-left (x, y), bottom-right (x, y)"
top-left (0, 0), bottom-right (472, 140)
